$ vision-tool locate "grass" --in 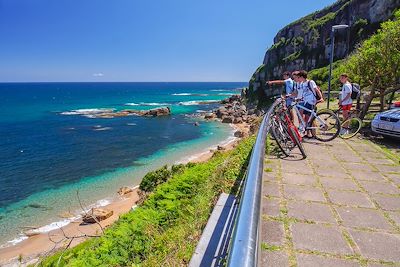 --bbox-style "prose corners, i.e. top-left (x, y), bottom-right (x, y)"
top-left (36, 136), bottom-right (256, 266)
